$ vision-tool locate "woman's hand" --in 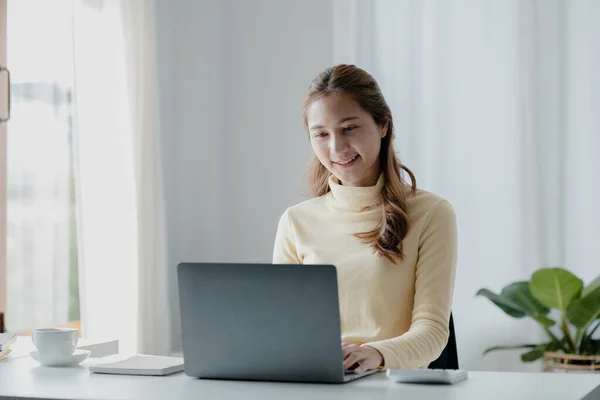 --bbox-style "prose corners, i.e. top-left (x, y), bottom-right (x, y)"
top-left (342, 342), bottom-right (383, 374)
